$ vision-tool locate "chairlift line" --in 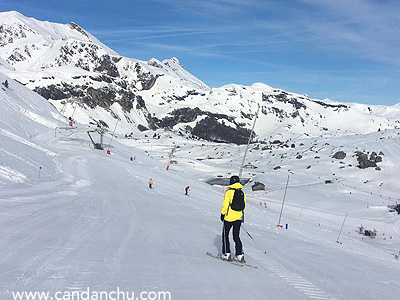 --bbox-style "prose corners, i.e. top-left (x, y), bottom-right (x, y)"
top-left (71, 101), bottom-right (78, 120)
top-left (109, 119), bottom-right (119, 147)
top-left (239, 103), bottom-right (260, 178)
top-left (60, 101), bottom-right (67, 114)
